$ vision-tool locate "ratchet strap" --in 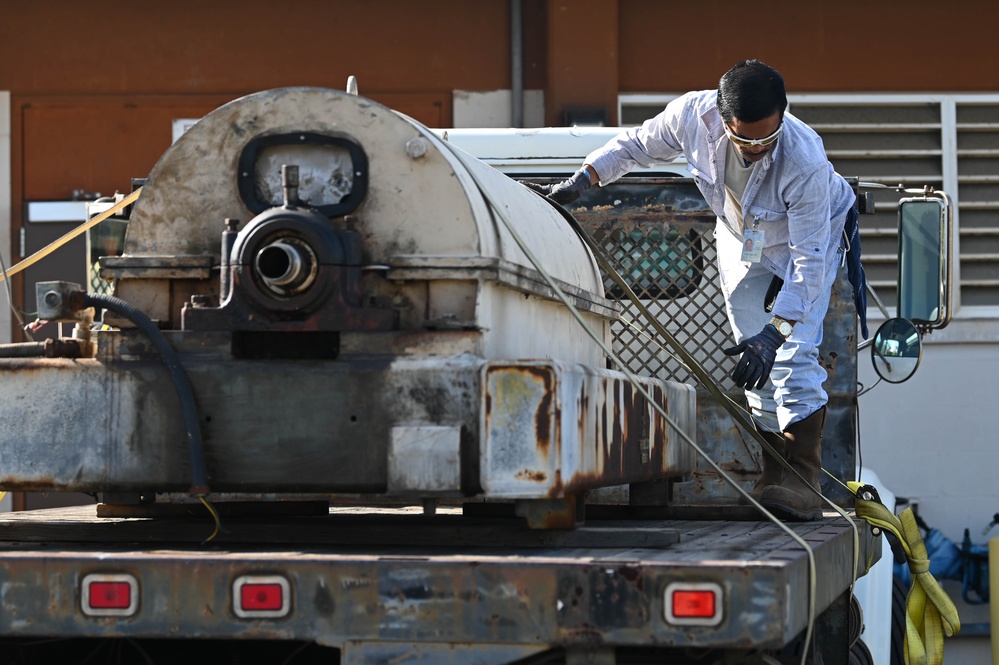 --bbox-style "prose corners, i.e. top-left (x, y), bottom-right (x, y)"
top-left (0, 188), bottom-right (143, 284)
top-left (848, 481), bottom-right (960, 665)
